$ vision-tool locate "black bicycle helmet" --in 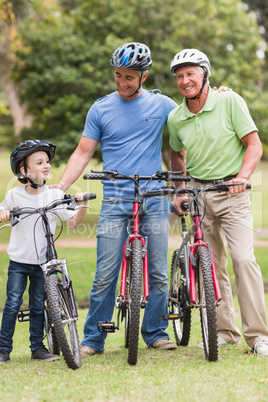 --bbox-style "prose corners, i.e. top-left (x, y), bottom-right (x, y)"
top-left (110, 42), bottom-right (152, 71)
top-left (10, 140), bottom-right (56, 185)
